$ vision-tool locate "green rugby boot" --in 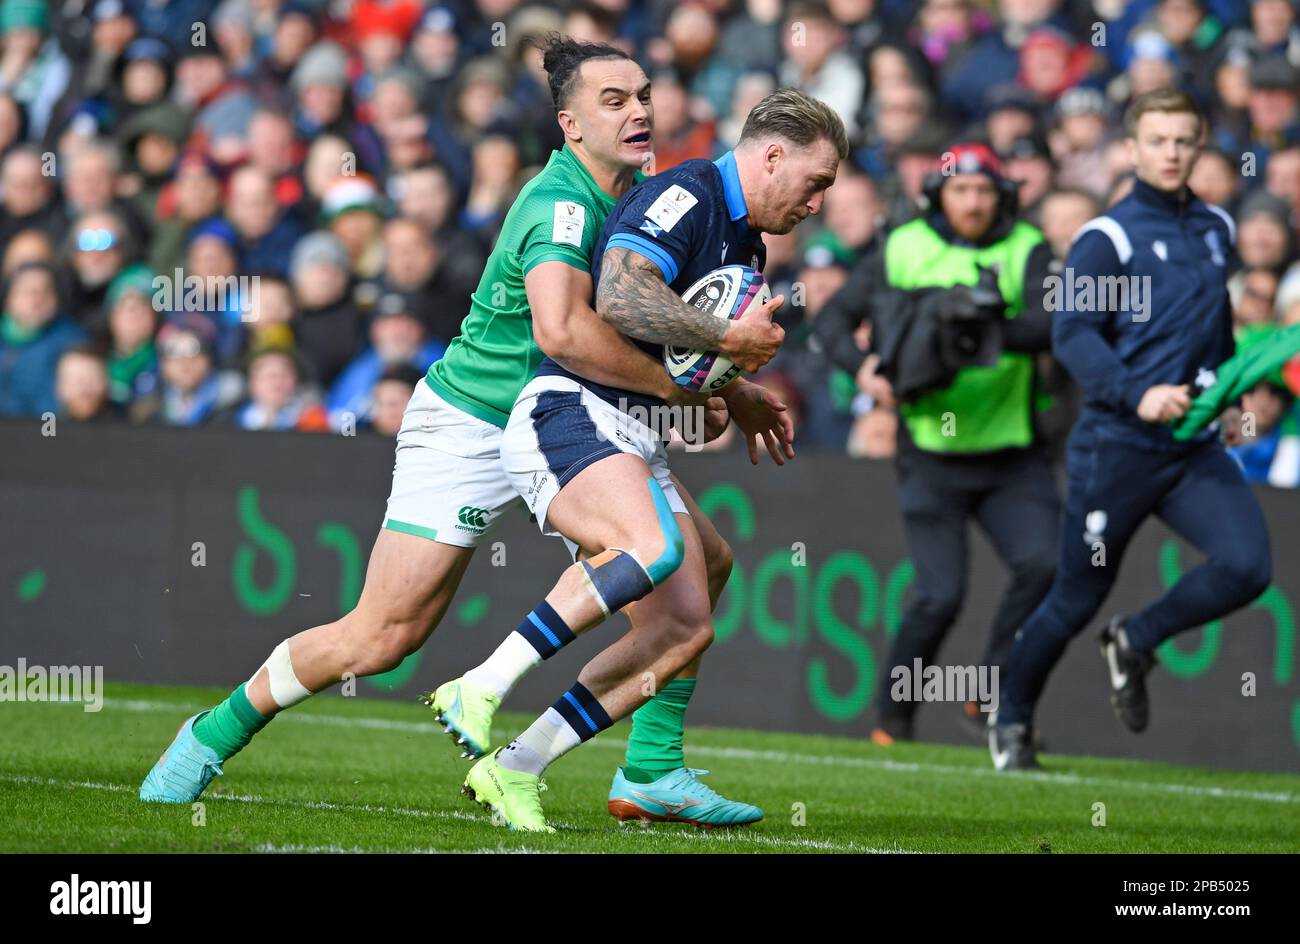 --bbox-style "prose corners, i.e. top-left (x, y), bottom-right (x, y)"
top-left (462, 749), bottom-right (555, 834)
top-left (419, 676), bottom-right (499, 759)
